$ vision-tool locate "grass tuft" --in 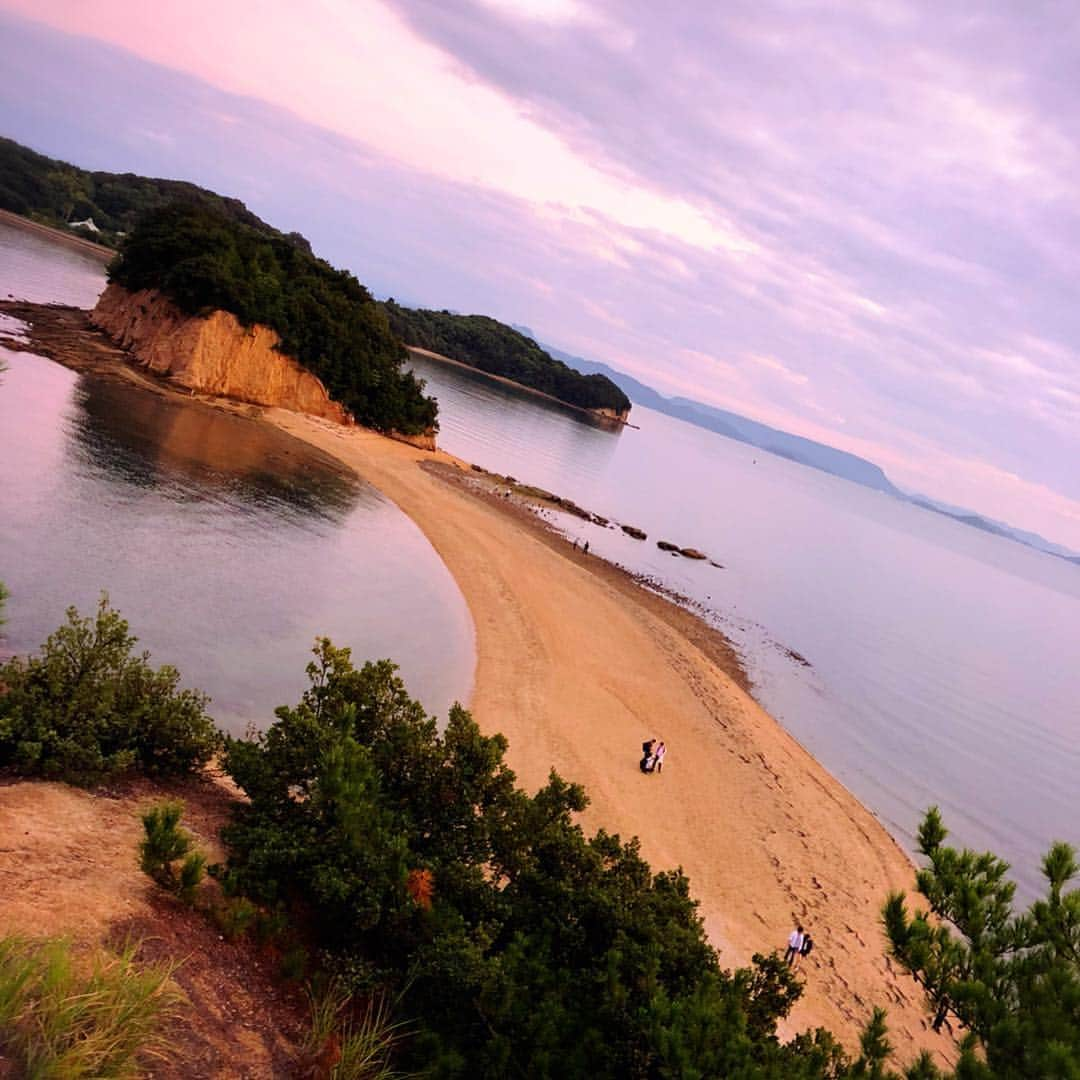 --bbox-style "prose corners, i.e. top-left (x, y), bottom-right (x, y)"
top-left (0, 935), bottom-right (181, 1078)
